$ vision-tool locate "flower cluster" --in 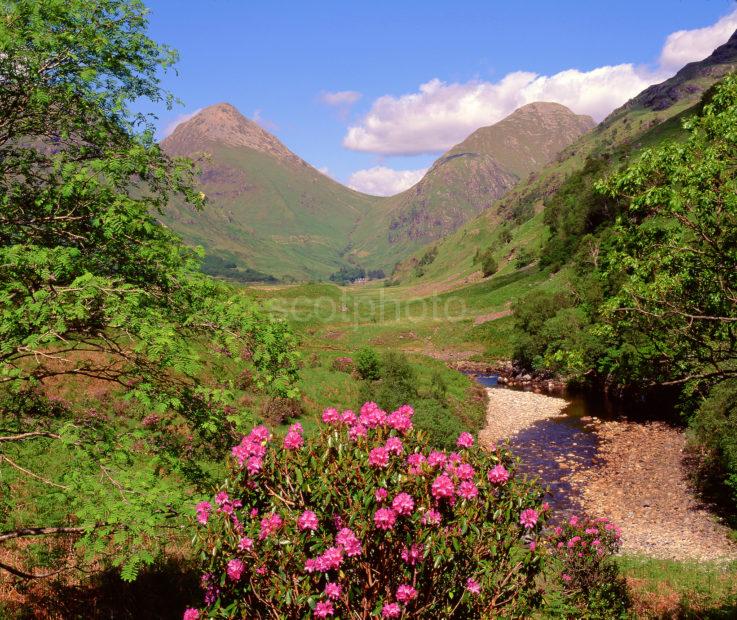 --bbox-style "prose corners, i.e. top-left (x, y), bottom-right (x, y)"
top-left (188, 403), bottom-right (547, 618)
top-left (547, 513), bottom-right (622, 600)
